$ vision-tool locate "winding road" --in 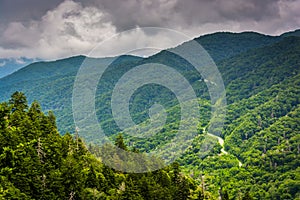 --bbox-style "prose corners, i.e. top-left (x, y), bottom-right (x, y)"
top-left (205, 130), bottom-right (242, 167)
